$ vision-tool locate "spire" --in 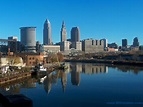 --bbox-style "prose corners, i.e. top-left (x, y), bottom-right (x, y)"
top-left (62, 21), bottom-right (65, 28)
top-left (44, 19), bottom-right (51, 28)
top-left (45, 19), bottom-right (50, 24)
